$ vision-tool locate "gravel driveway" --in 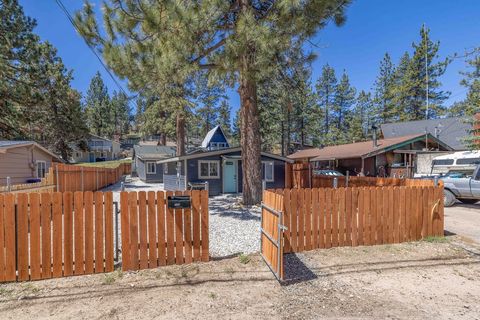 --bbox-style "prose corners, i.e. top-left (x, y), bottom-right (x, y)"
top-left (100, 176), bottom-right (261, 259)
top-left (445, 202), bottom-right (480, 243)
